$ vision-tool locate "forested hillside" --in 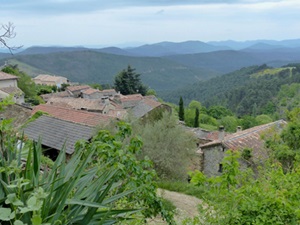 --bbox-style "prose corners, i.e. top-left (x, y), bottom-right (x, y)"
top-left (0, 50), bottom-right (218, 92)
top-left (162, 64), bottom-right (300, 116)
